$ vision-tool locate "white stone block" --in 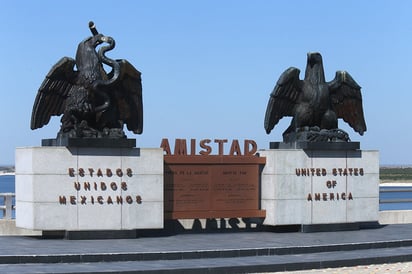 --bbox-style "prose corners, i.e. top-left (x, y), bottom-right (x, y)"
top-left (260, 149), bottom-right (379, 226)
top-left (16, 147), bottom-right (76, 174)
top-left (77, 203), bottom-right (122, 230)
top-left (15, 147), bottom-right (164, 231)
top-left (347, 174), bottom-right (379, 198)
top-left (262, 199), bottom-right (310, 225)
top-left (122, 201), bottom-right (163, 229)
top-left (259, 149), bottom-right (311, 175)
top-left (347, 197), bottom-right (379, 222)
top-left (311, 199), bottom-right (347, 224)
top-left (122, 148), bottom-right (164, 175)
top-left (126, 175), bottom-right (163, 201)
